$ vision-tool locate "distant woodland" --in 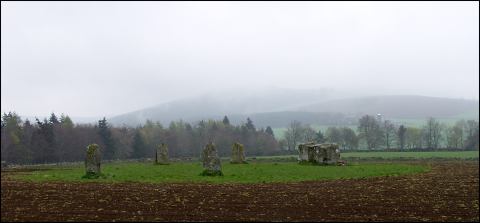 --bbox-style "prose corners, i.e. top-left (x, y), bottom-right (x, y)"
top-left (1, 112), bottom-right (478, 164)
